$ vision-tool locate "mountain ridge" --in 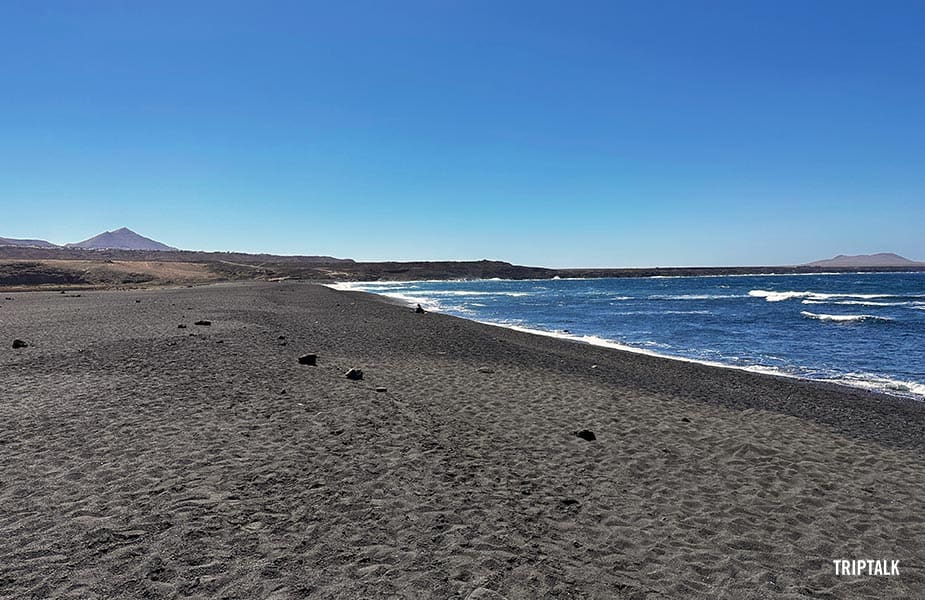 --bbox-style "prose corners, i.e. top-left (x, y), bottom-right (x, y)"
top-left (0, 236), bottom-right (60, 248)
